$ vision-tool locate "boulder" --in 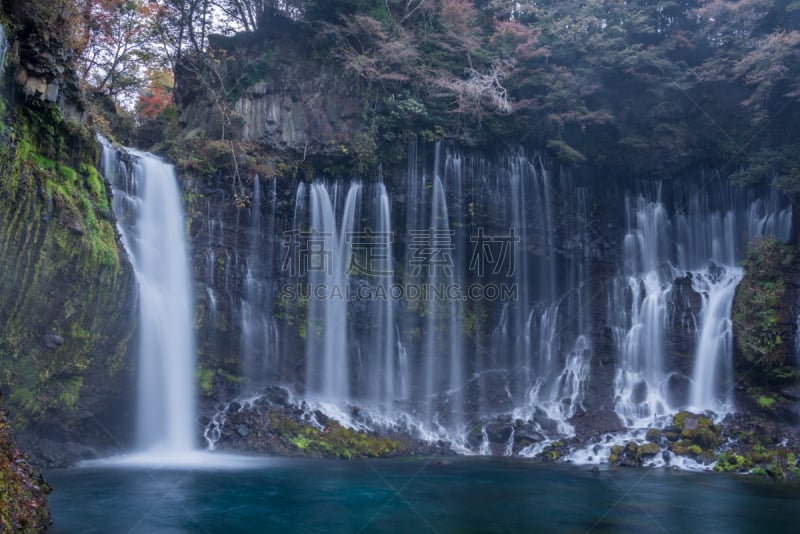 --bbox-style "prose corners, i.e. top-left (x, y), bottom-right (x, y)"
top-left (569, 409), bottom-right (624, 440)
